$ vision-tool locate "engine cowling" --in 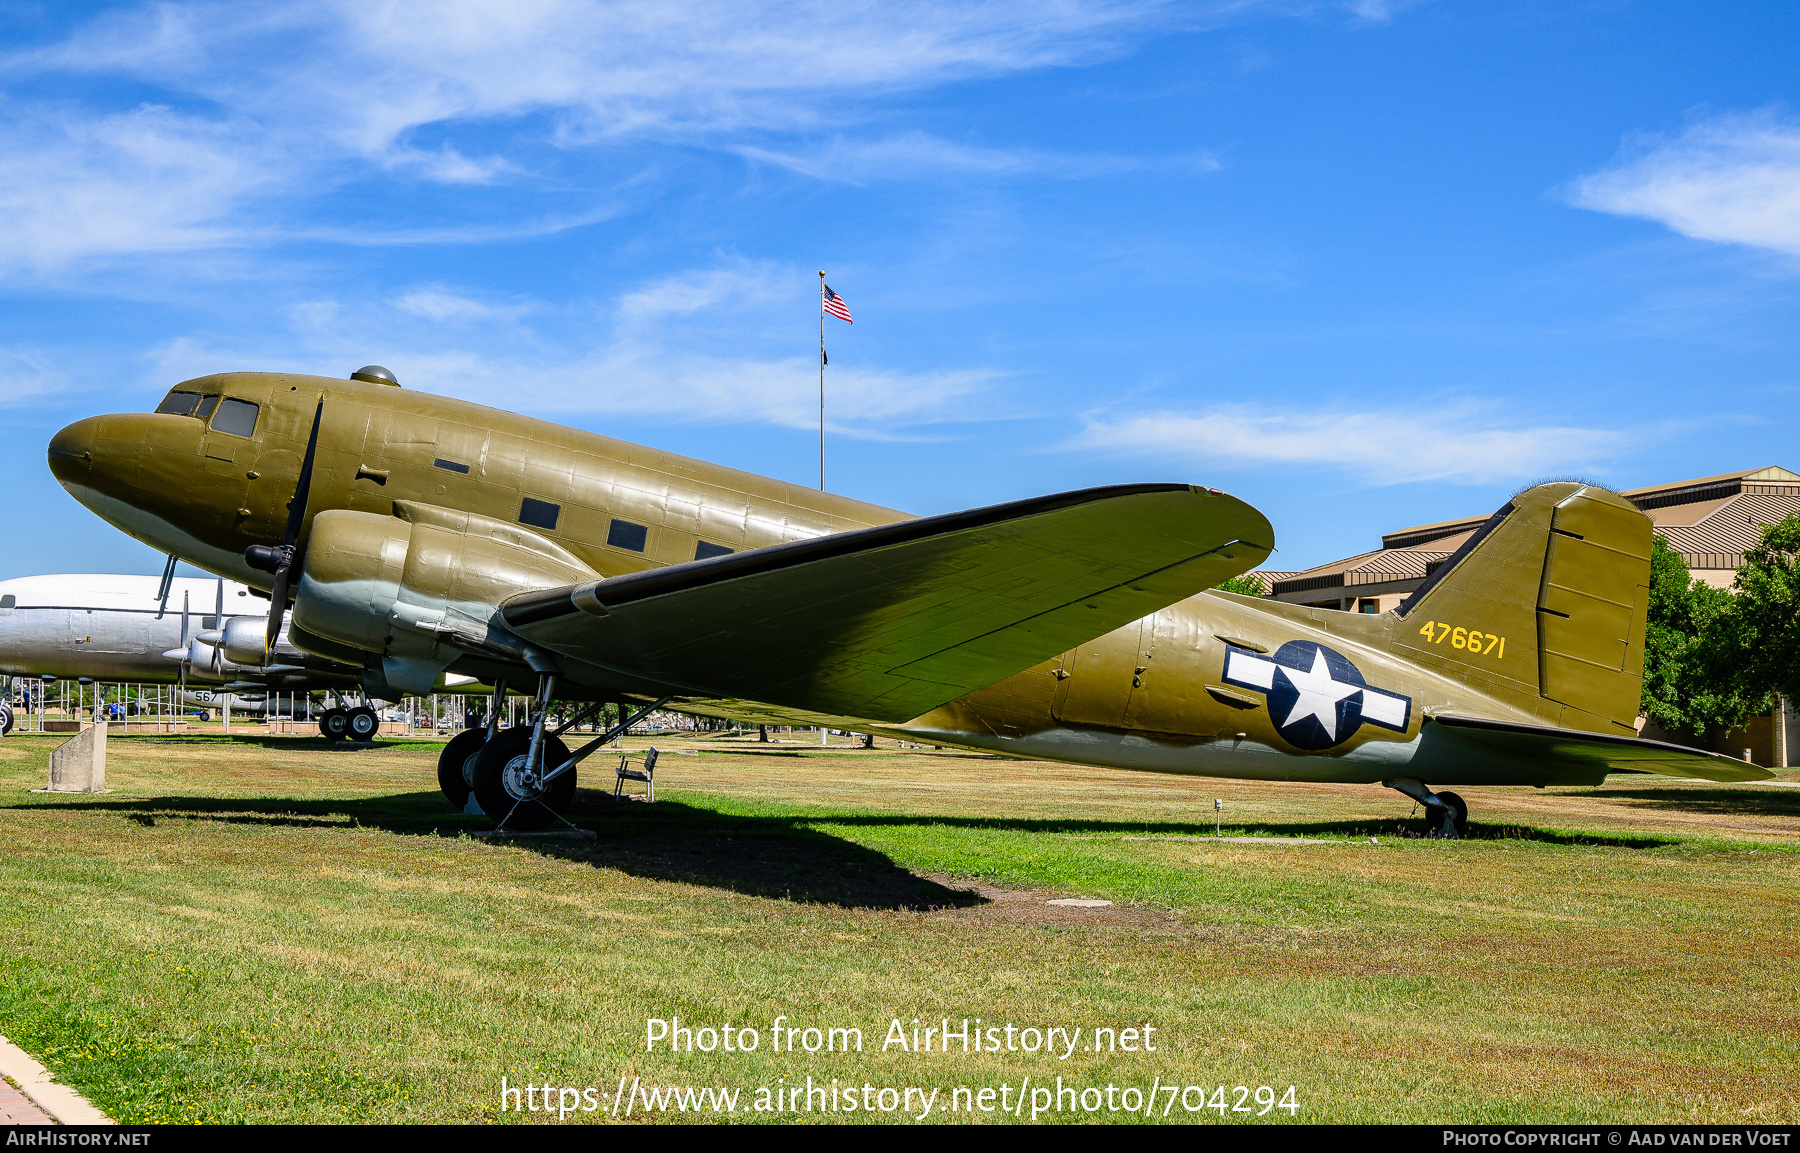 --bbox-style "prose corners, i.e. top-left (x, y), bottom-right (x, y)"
top-left (219, 614), bottom-right (275, 667)
top-left (291, 502), bottom-right (598, 693)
